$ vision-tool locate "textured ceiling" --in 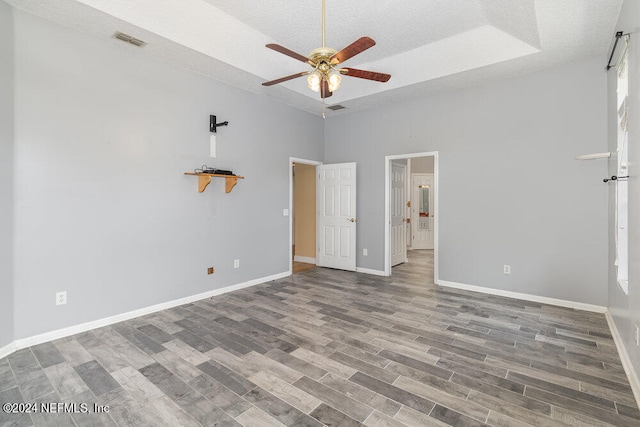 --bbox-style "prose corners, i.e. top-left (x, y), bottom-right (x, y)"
top-left (6, 0), bottom-right (623, 116)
